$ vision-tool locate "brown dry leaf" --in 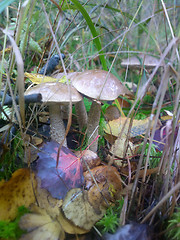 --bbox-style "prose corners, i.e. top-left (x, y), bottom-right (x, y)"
top-left (87, 182), bottom-right (114, 213)
top-left (62, 188), bottom-right (106, 230)
top-left (105, 117), bottom-right (152, 138)
top-left (19, 205), bottom-right (65, 240)
top-left (118, 161), bottom-right (138, 176)
top-left (84, 165), bottom-right (122, 190)
top-left (114, 97), bottom-right (131, 108)
top-left (104, 133), bottom-right (117, 145)
top-left (137, 167), bottom-right (159, 179)
top-left (84, 166), bottom-right (123, 212)
top-left (24, 134), bottom-right (42, 164)
top-left (0, 168), bottom-right (37, 221)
